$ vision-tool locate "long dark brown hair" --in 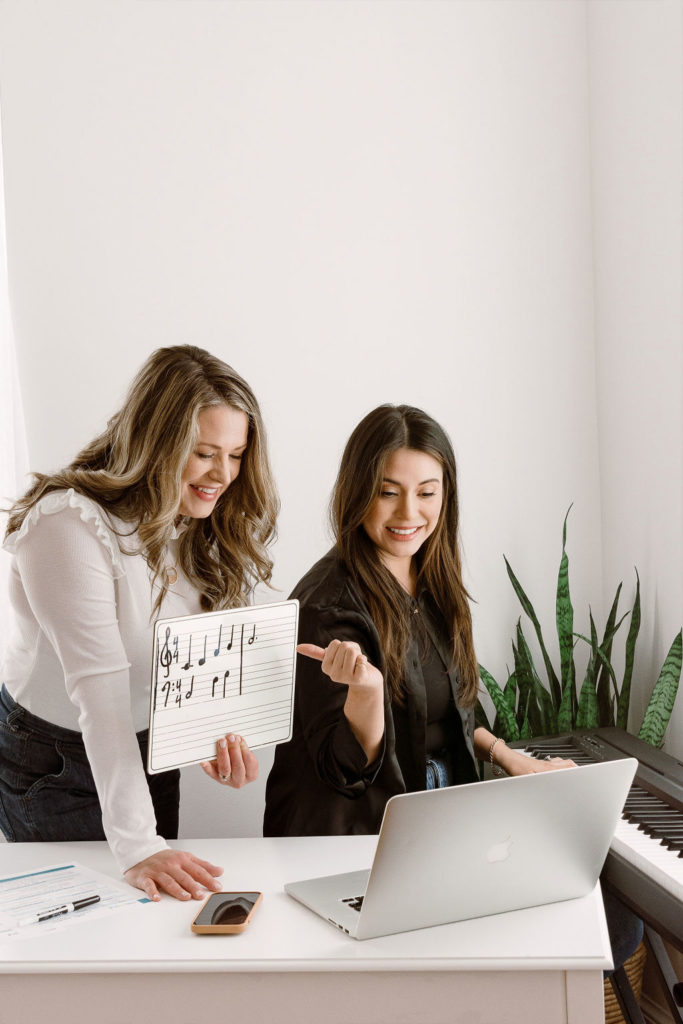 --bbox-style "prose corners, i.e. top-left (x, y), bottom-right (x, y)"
top-left (6, 345), bottom-right (279, 614)
top-left (331, 404), bottom-right (478, 708)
